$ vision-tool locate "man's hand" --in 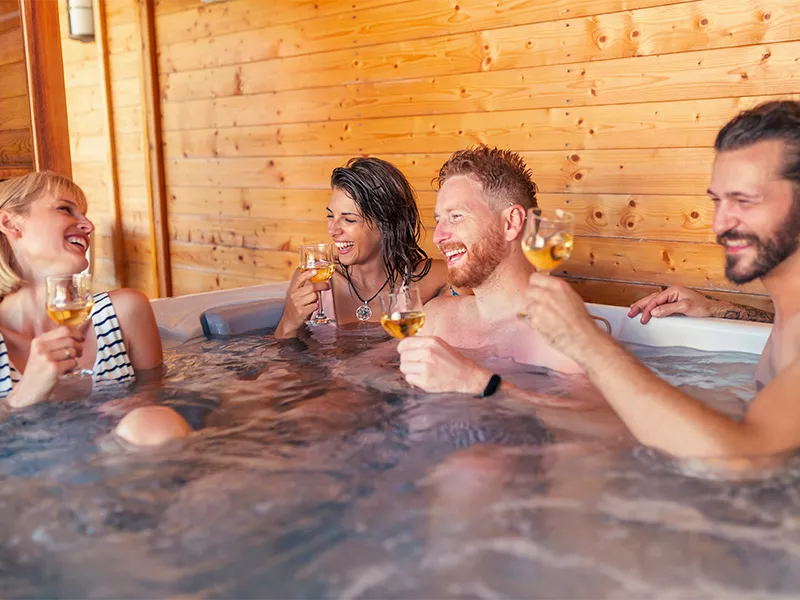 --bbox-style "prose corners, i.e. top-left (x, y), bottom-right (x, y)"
top-left (628, 285), bottom-right (725, 324)
top-left (397, 336), bottom-right (492, 394)
top-left (524, 273), bottom-right (600, 357)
